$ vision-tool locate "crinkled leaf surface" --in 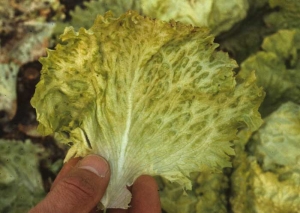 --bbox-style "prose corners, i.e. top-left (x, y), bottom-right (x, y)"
top-left (231, 102), bottom-right (300, 213)
top-left (0, 63), bottom-right (18, 123)
top-left (157, 170), bottom-right (229, 213)
top-left (31, 11), bottom-right (263, 209)
top-left (253, 102), bottom-right (300, 171)
top-left (56, 0), bottom-right (249, 36)
top-left (231, 157), bottom-right (300, 213)
top-left (264, 0), bottom-right (300, 30)
top-left (239, 29), bottom-right (300, 116)
top-left (141, 0), bottom-right (249, 35)
top-left (0, 139), bottom-right (45, 213)
top-left (69, 0), bottom-right (142, 30)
